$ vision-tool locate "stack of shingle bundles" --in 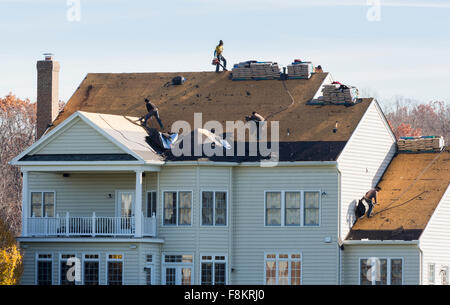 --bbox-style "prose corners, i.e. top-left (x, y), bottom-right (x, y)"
top-left (287, 61), bottom-right (313, 79)
top-left (321, 83), bottom-right (359, 104)
top-left (232, 61), bottom-right (280, 80)
top-left (397, 136), bottom-right (444, 152)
